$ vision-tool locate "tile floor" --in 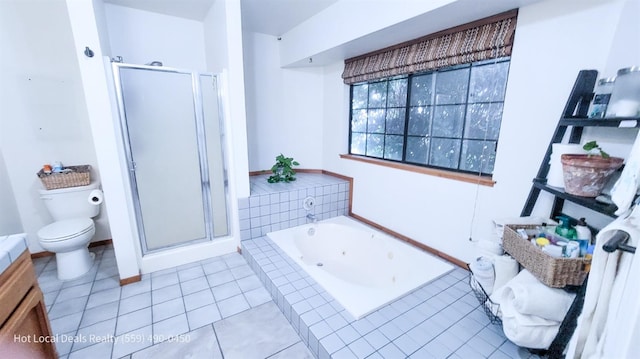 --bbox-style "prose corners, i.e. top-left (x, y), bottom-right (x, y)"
top-left (34, 242), bottom-right (541, 358)
top-left (34, 244), bottom-right (312, 358)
